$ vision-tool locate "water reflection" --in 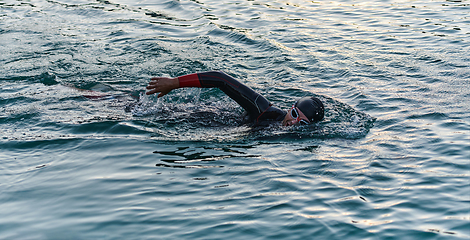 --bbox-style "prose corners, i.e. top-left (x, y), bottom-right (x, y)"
top-left (153, 145), bottom-right (261, 169)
